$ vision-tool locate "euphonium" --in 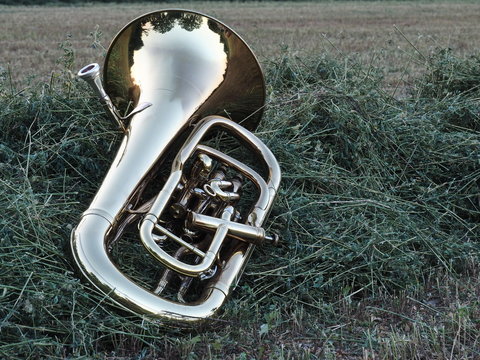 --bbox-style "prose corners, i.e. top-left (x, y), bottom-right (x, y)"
top-left (71, 9), bottom-right (281, 322)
